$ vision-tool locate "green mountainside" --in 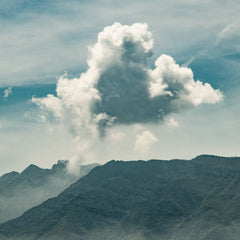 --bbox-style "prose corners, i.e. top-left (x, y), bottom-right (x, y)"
top-left (0, 155), bottom-right (240, 240)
